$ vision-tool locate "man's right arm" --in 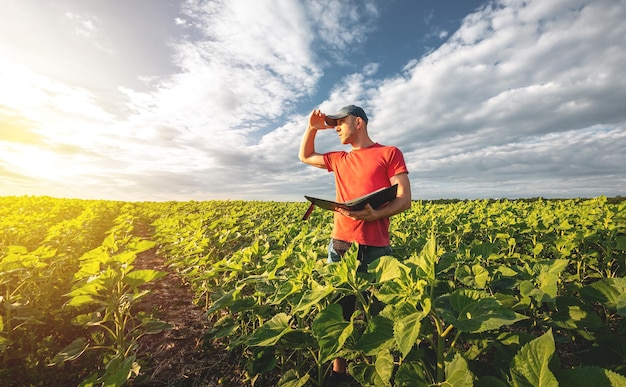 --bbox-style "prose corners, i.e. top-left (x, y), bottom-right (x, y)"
top-left (299, 109), bottom-right (333, 169)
